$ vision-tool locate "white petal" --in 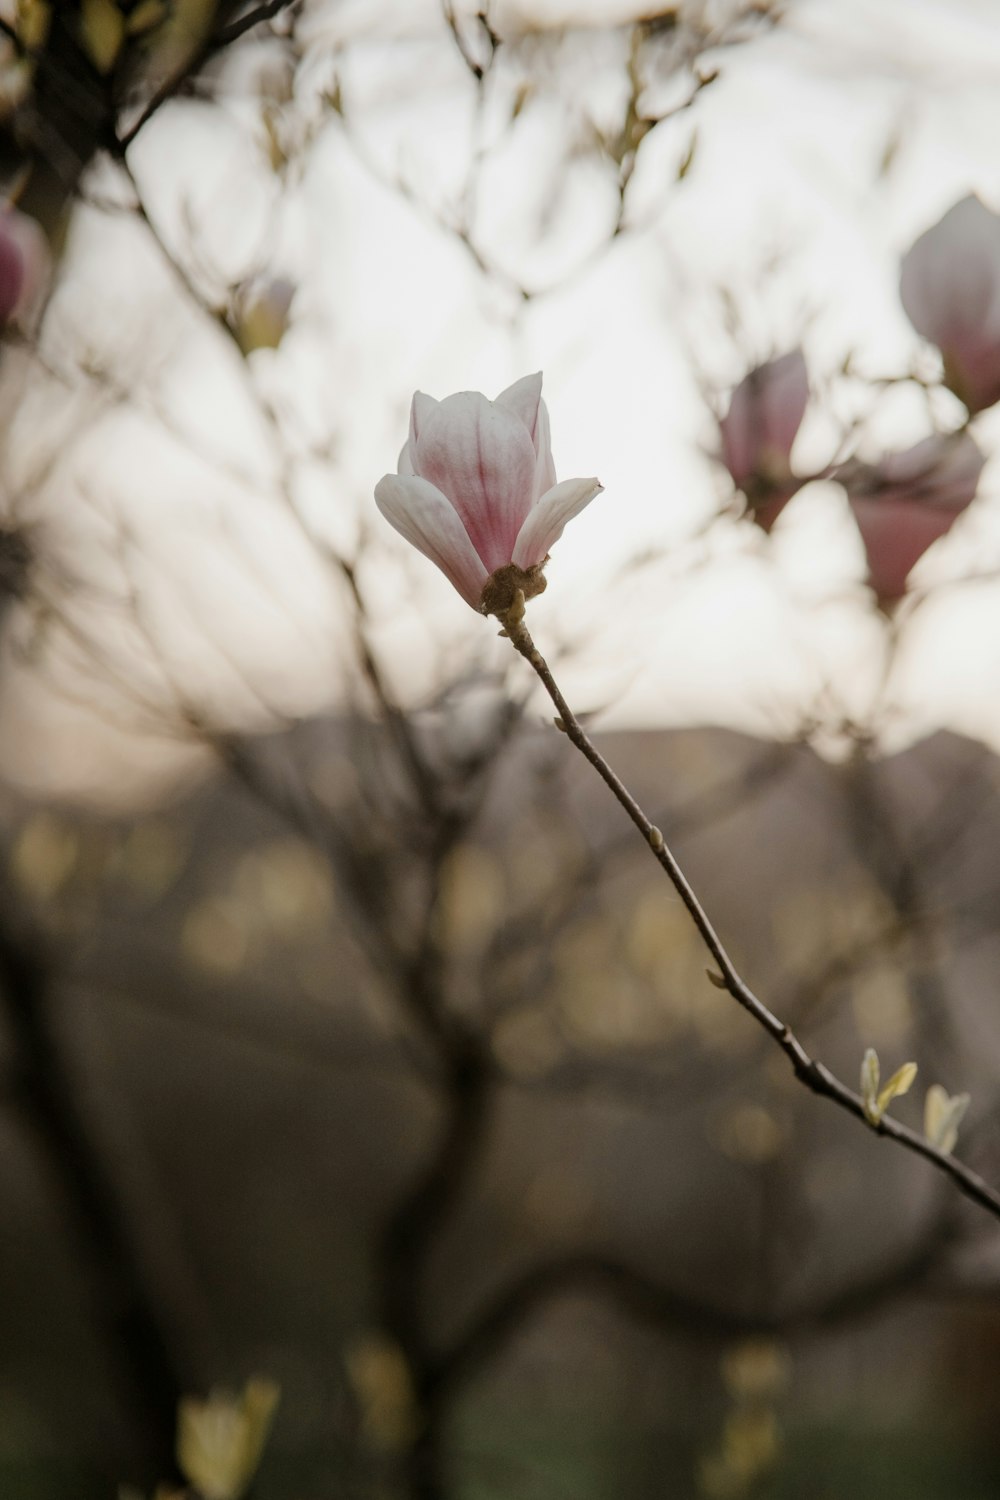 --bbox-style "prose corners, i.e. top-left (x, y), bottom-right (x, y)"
top-left (511, 476), bottom-right (603, 569)
top-left (375, 473), bottom-right (488, 608)
top-left (495, 372), bottom-right (543, 442)
top-left (399, 392), bottom-right (439, 475)
top-left (397, 440), bottom-right (415, 476)
top-left (495, 374), bottom-right (557, 497)
top-left (532, 398), bottom-right (557, 498)
top-left (409, 390), bottom-right (439, 447)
